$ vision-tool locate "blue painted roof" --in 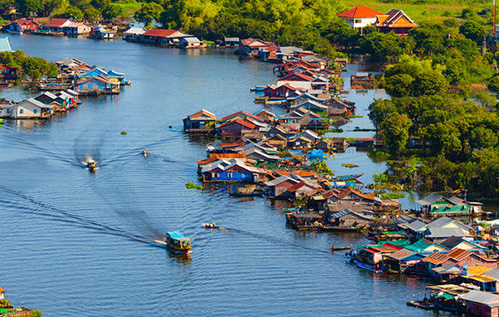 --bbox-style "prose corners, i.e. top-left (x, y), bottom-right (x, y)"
top-left (0, 37), bottom-right (12, 52)
top-left (167, 231), bottom-right (190, 241)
